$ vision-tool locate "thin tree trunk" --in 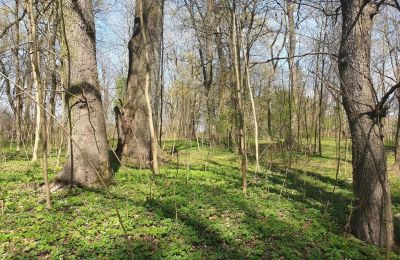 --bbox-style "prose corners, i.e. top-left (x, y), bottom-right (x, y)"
top-left (267, 96), bottom-right (272, 140)
top-left (31, 86), bottom-right (40, 162)
top-left (28, 0), bottom-right (51, 208)
top-left (14, 0), bottom-right (22, 152)
top-left (47, 2), bottom-right (59, 155)
top-left (286, 0), bottom-right (297, 147)
top-left (158, 1), bottom-right (165, 145)
top-left (394, 93), bottom-right (400, 166)
top-left (231, 1), bottom-right (247, 194)
top-left (241, 35), bottom-right (259, 173)
top-left (139, 0), bottom-right (159, 175)
top-left (317, 57), bottom-right (325, 156)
